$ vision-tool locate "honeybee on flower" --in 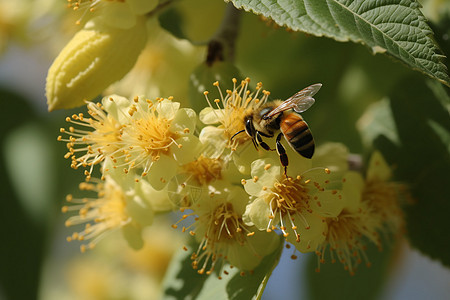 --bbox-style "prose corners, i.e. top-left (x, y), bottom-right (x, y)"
top-left (200, 78), bottom-right (271, 174)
